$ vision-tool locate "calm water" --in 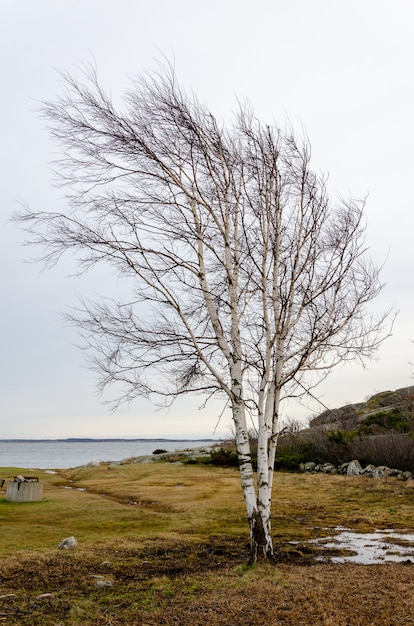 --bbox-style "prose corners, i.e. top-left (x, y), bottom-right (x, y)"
top-left (0, 440), bottom-right (217, 469)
